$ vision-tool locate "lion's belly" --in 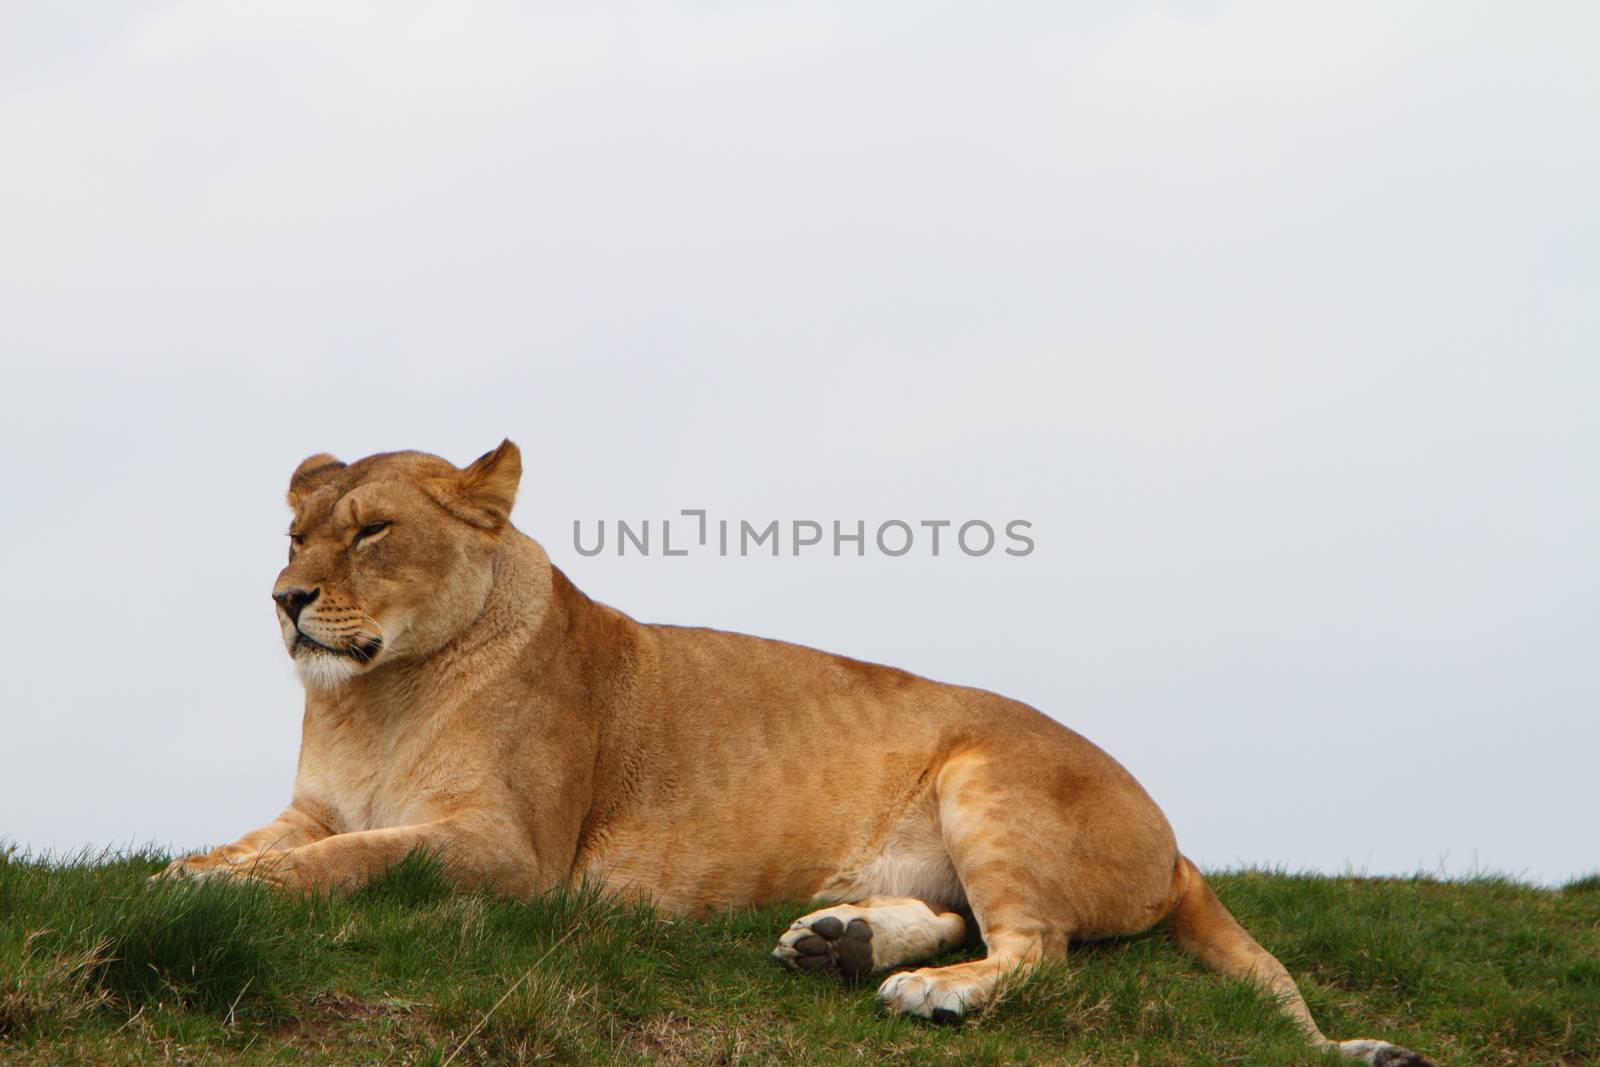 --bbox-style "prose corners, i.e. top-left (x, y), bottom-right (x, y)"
top-left (576, 776), bottom-right (962, 915)
top-left (810, 800), bottom-right (966, 908)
